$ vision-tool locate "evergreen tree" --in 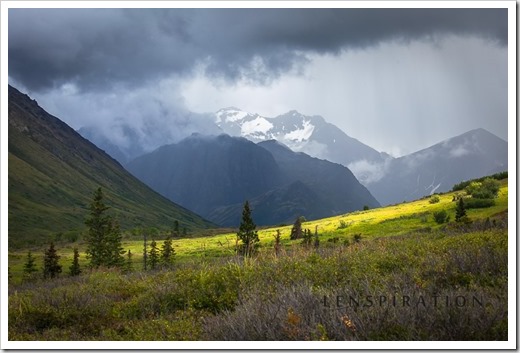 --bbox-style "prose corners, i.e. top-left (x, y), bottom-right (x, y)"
top-left (173, 220), bottom-right (180, 237)
top-left (236, 201), bottom-right (259, 257)
top-left (43, 242), bottom-right (62, 279)
top-left (455, 197), bottom-right (467, 222)
top-left (23, 251), bottom-right (38, 280)
top-left (148, 239), bottom-right (159, 270)
top-left (313, 226), bottom-right (320, 249)
top-left (290, 216), bottom-right (303, 240)
top-left (125, 250), bottom-right (133, 273)
top-left (105, 220), bottom-right (125, 267)
top-left (84, 187), bottom-right (124, 268)
top-left (69, 247), bottom-right (81, 276)
top-left (143, 232), bottom-right (148, 270)
top-left (273, 230), bottom-right (281, 257)
top-left (302, 229), bottom-right (312, 247)
top-left (161, 236), bottom-right (176, 267)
